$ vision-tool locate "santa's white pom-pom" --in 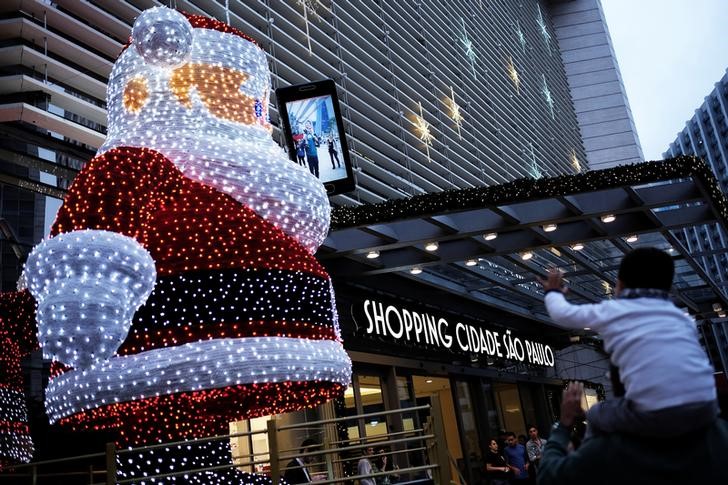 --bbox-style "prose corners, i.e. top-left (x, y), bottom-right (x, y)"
top-left (132, 7), bottom-right (193, 68)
